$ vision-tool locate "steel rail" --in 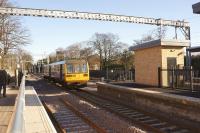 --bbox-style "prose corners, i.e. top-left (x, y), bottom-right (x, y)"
top-left (42, 101), bottom-right (67, 133)
top-left (7, 75), bottom-right (25, 133)
top-left (69, 89), bottom-right (194, 133)
top-left (69, 90), bottom-right (162, 133)
top-left (60, 97), bottom-right (108, 133)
